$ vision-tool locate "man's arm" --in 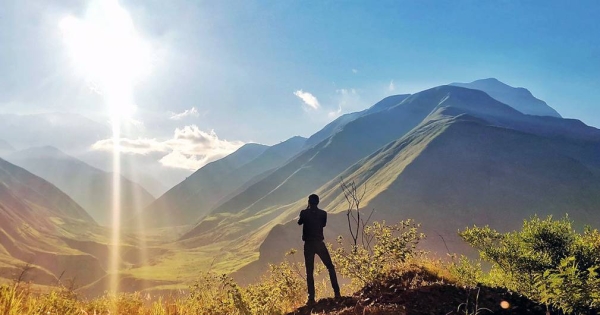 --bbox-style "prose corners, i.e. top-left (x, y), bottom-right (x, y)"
top-left (322, 211), bottom-right (327, 227)
top-left (297, 210), bottom-right (304, 225)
